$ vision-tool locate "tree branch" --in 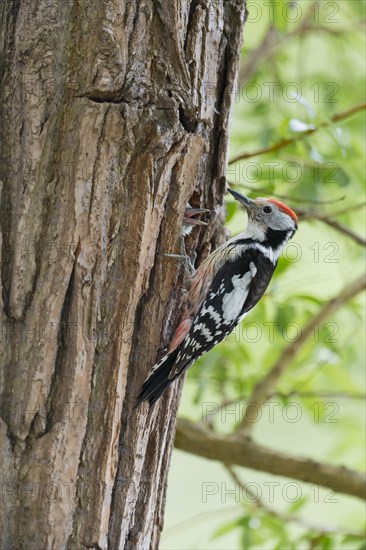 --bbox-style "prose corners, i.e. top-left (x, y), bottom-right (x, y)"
top-left (308, 218), bottom-right (366, 247)
top-left (229, 103), bottom-right (366, 164)
top-left (175, 419), bottom-right (366, 501)
top-left (238, 274), bottom-right (366, 434)
top-left (298, 202), bottom-right (366, 218)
